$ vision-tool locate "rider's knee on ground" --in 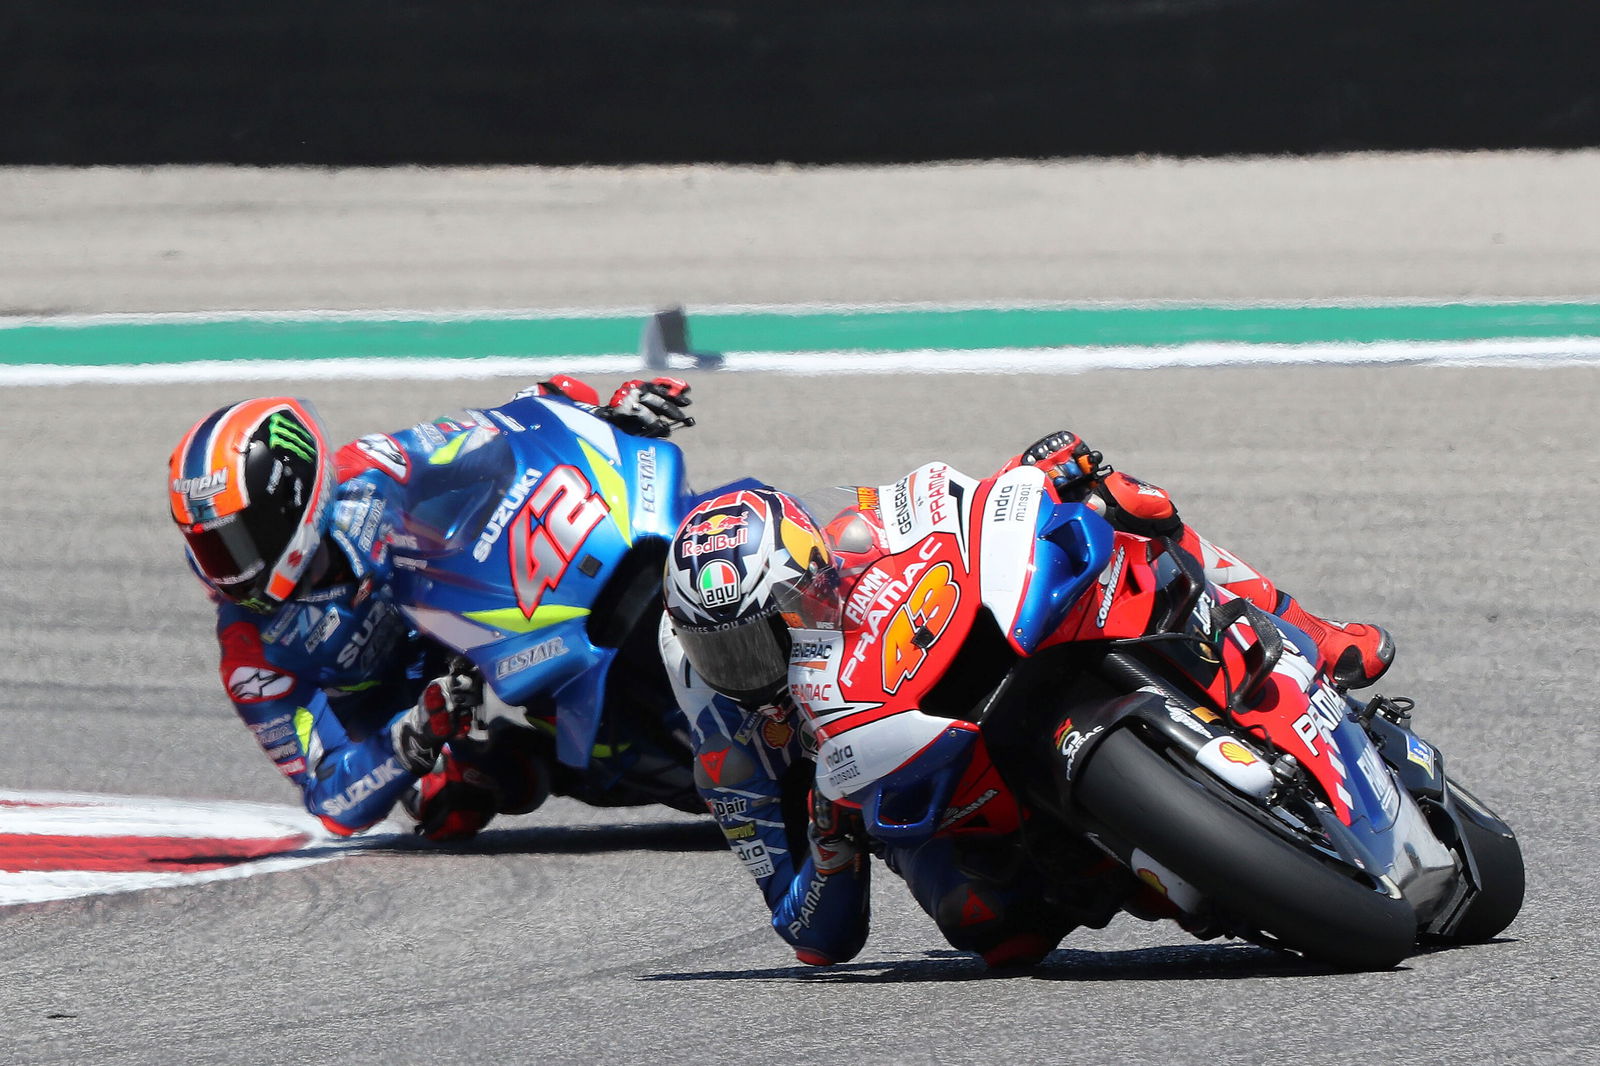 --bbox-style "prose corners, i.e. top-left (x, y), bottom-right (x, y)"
top-left (932, 881), bottom-right (1069, 968)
